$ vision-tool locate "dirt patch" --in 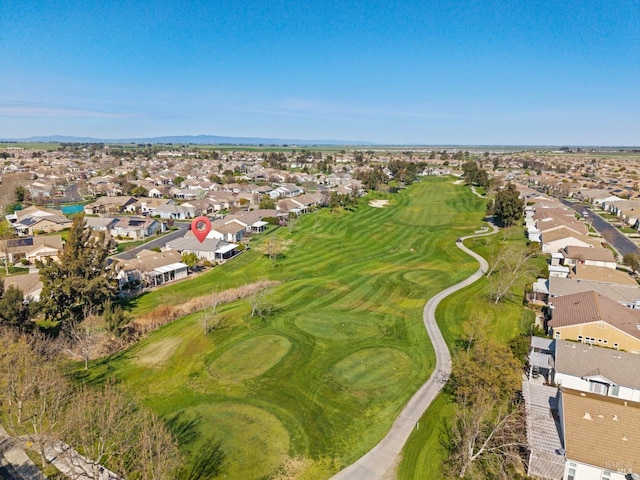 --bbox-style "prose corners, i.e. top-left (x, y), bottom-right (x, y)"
top-left (135, 337), bottom-right (181, 367)
top-left (369, 199), bottom-right (390, 208)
